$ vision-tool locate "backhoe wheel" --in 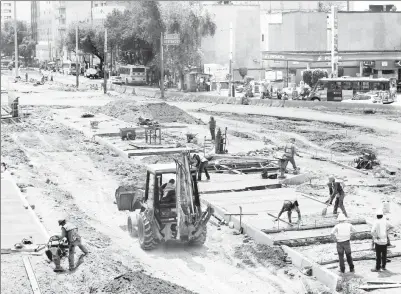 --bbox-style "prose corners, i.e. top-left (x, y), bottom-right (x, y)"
top-left (127, 216), bottom-right (138, 238)
top-left (189, 226), bottom-right (207, 246)
top-left (137, 212), bottom-right (158, 250)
